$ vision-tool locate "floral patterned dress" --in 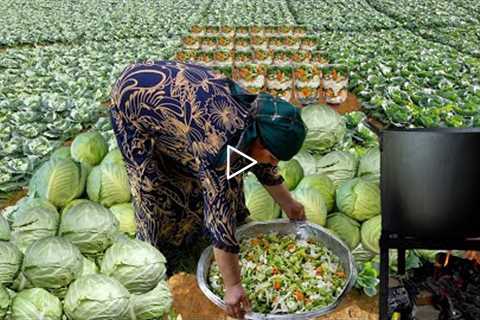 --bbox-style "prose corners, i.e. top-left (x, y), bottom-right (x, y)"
top-left (109, 60), bottom-right (283, 253)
